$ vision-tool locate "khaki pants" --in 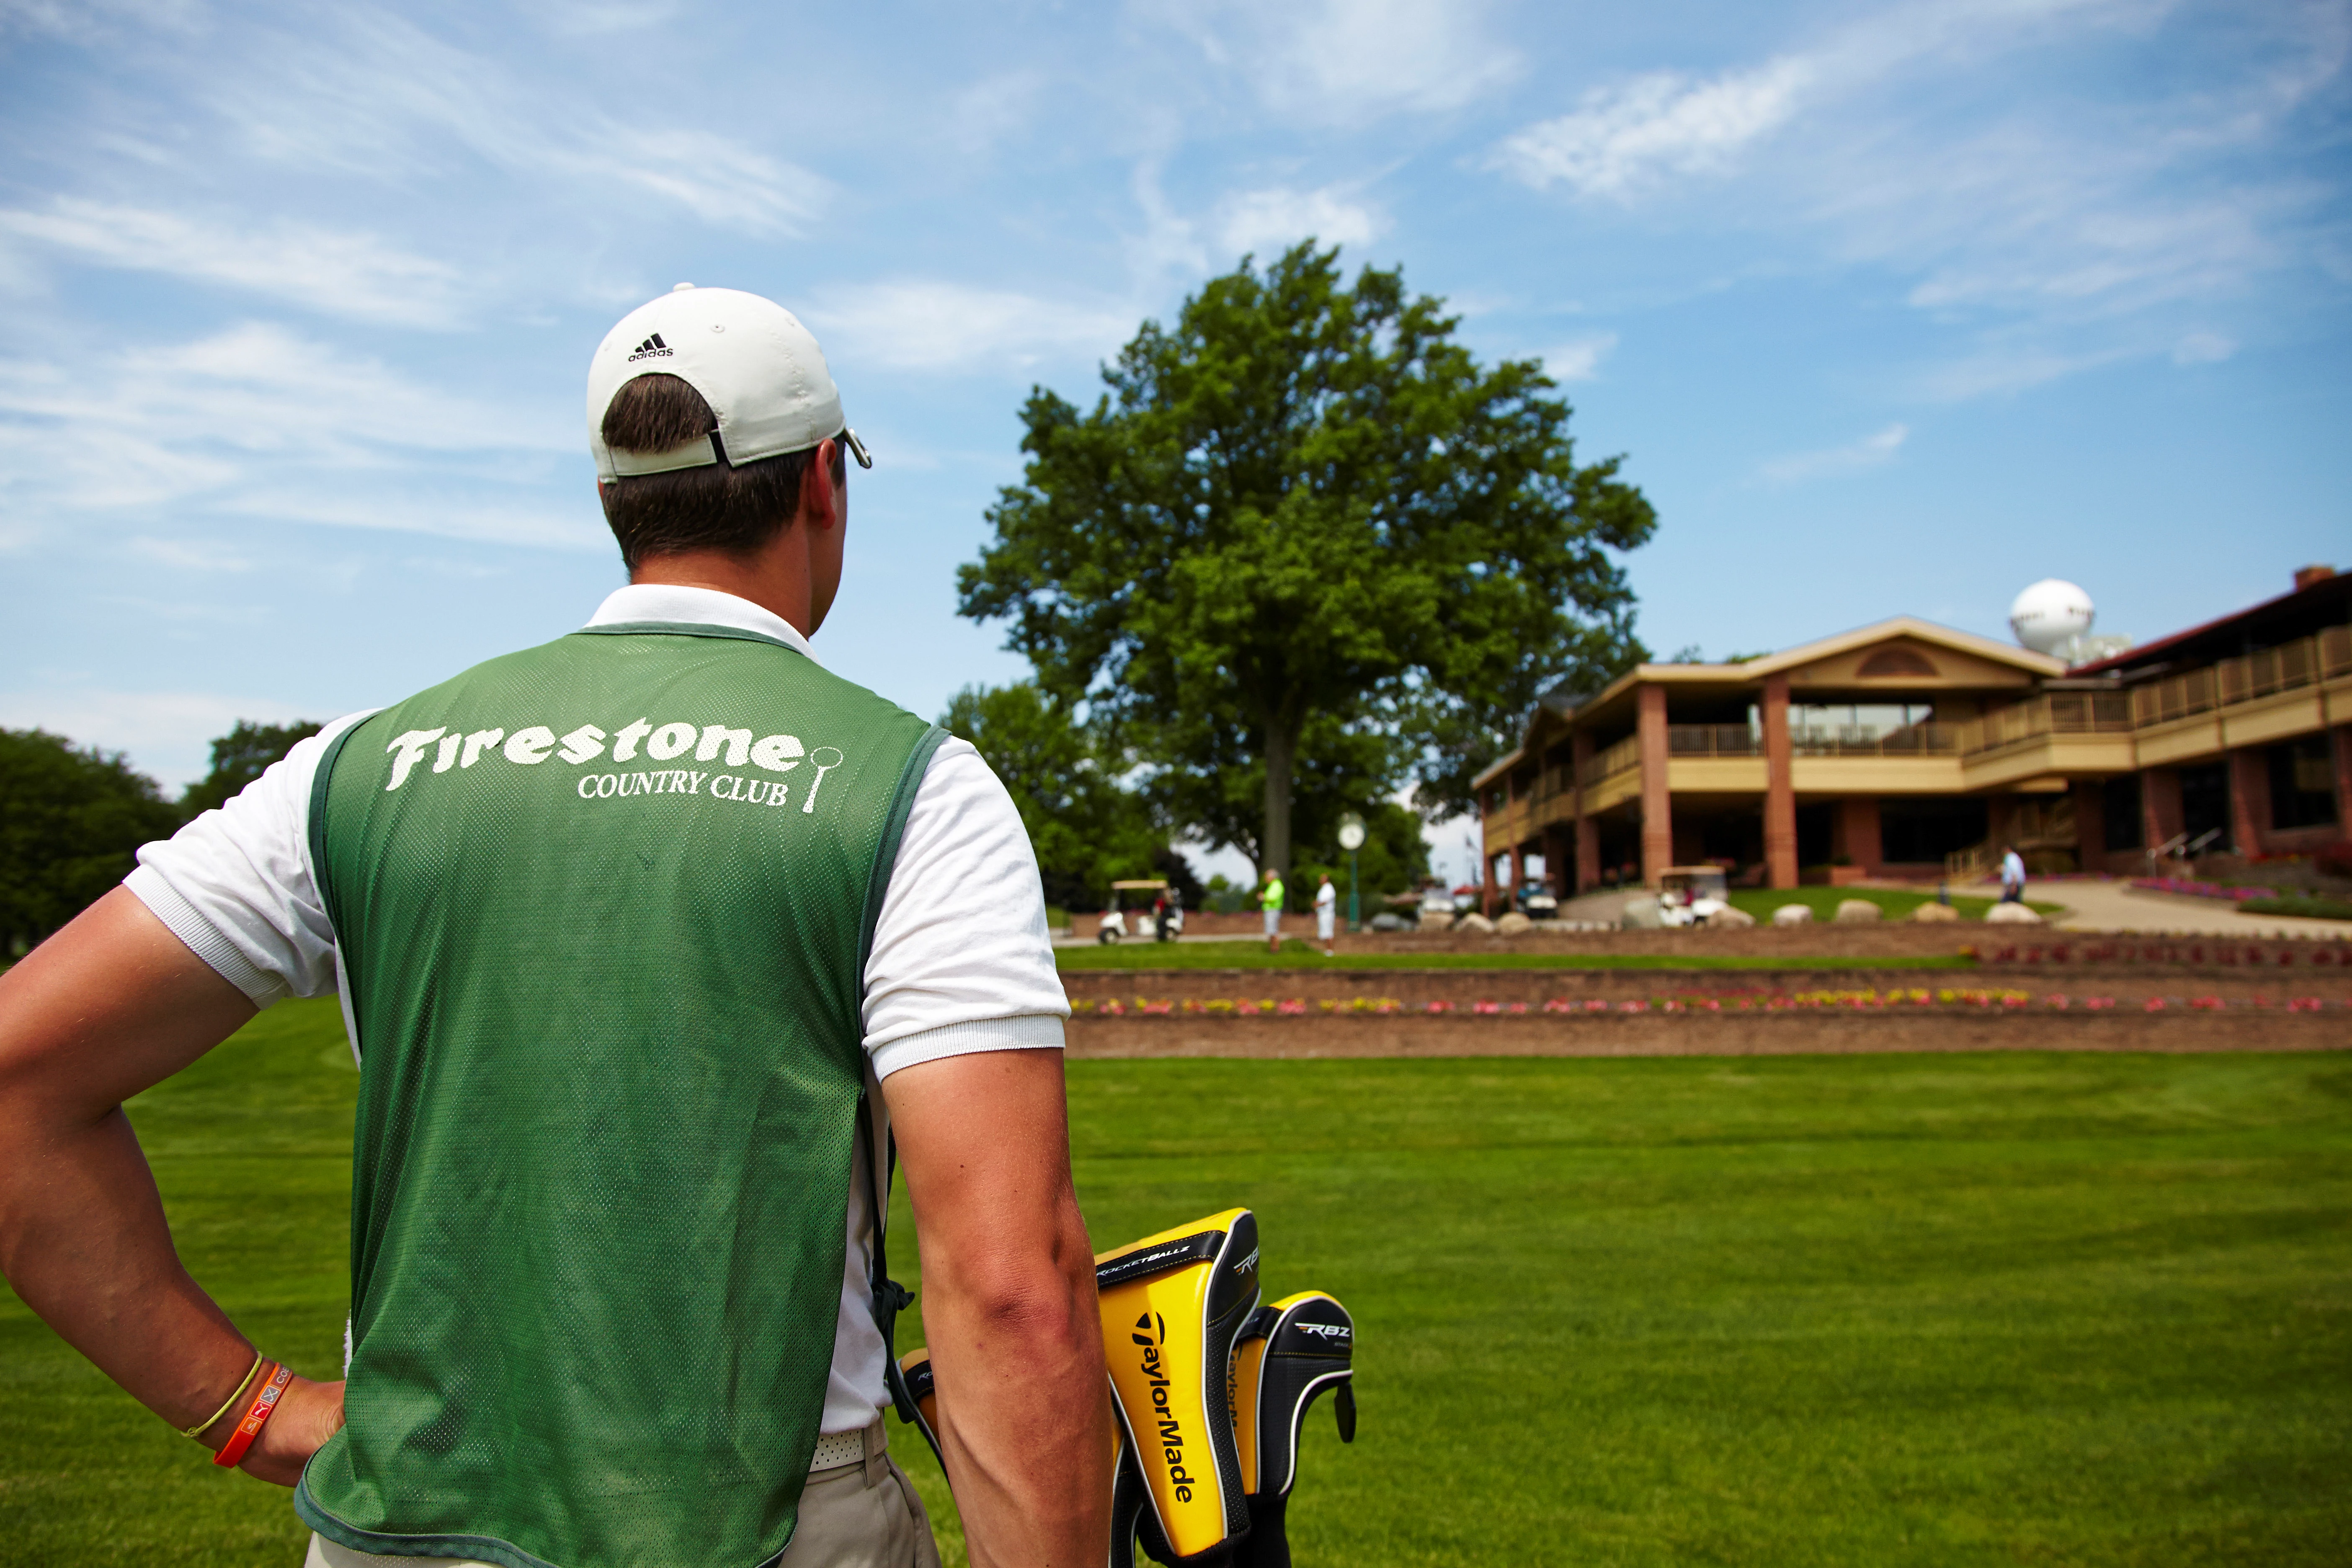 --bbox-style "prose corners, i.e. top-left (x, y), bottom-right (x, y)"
top-left (304, 1424), bottom-right (940, 1568)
